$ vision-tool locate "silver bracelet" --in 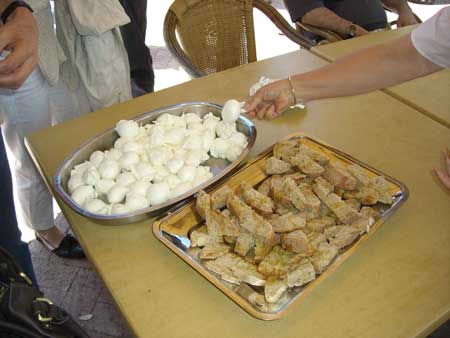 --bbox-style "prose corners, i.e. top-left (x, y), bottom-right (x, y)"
top-left (288, 76), bottom-right (305, 109)
top-left (287, 75), bottom-right (297, 104)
